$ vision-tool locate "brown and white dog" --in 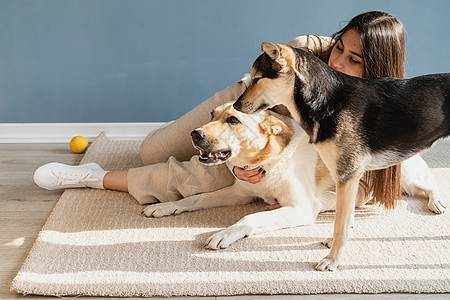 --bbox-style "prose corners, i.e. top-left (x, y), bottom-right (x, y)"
top-left (142, 102), bottom-right (369, 249)
top-left (233, 42), bottom-right (449, 271)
